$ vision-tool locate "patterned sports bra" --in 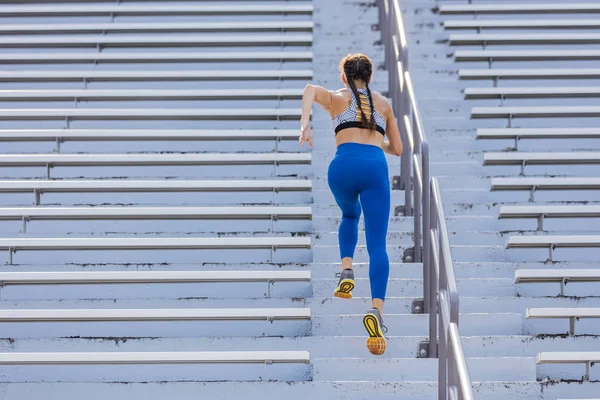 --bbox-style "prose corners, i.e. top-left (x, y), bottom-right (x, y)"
top-left (332, 88), bottom-right (387, 136)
